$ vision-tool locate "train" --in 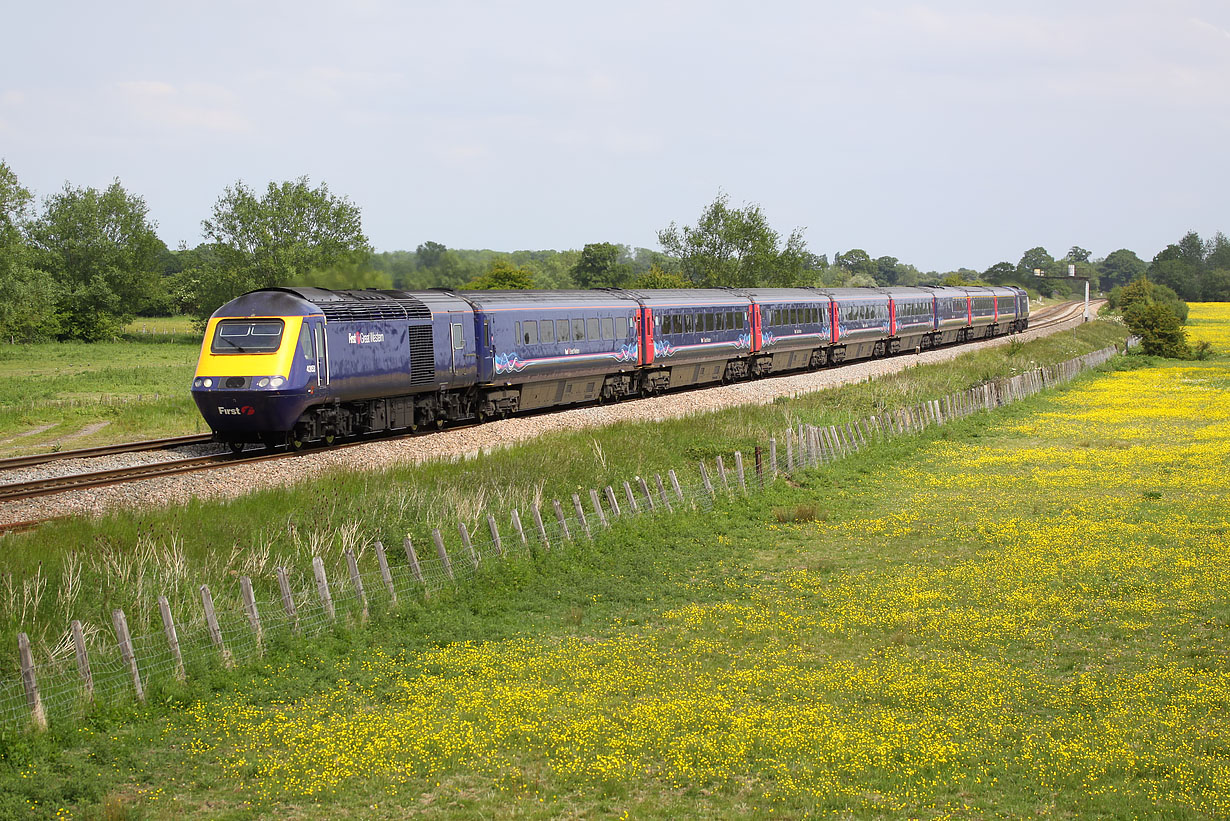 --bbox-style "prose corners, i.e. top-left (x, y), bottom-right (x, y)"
top-left (191, 284), bottom-right (1029, 451)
